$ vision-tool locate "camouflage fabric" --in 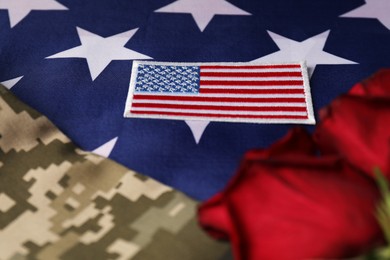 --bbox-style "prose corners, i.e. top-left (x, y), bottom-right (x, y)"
top-left (0, 84), bottom-right (229, 260)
